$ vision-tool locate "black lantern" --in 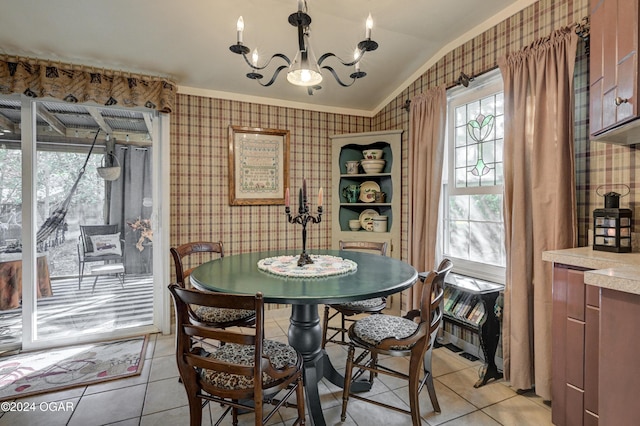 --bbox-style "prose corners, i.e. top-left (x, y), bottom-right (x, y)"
top-left (593, 186), bottom-right (633, 253)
